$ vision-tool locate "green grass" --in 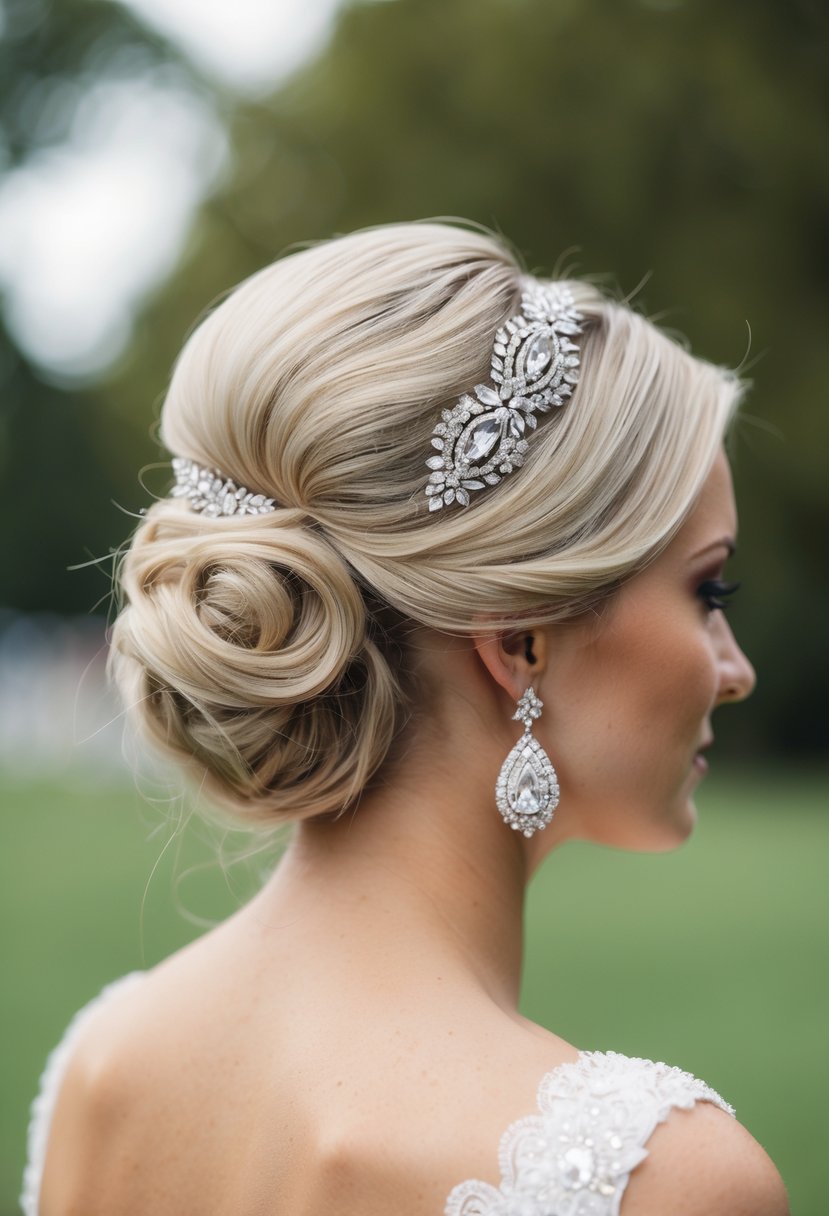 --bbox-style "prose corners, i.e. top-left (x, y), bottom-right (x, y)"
top-left (2, 768), bottom-right (826, 1214)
